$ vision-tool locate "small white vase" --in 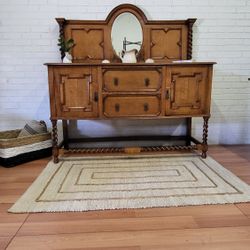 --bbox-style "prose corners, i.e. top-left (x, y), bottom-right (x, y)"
top-left (63, 52), bottom-right (72, 63)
